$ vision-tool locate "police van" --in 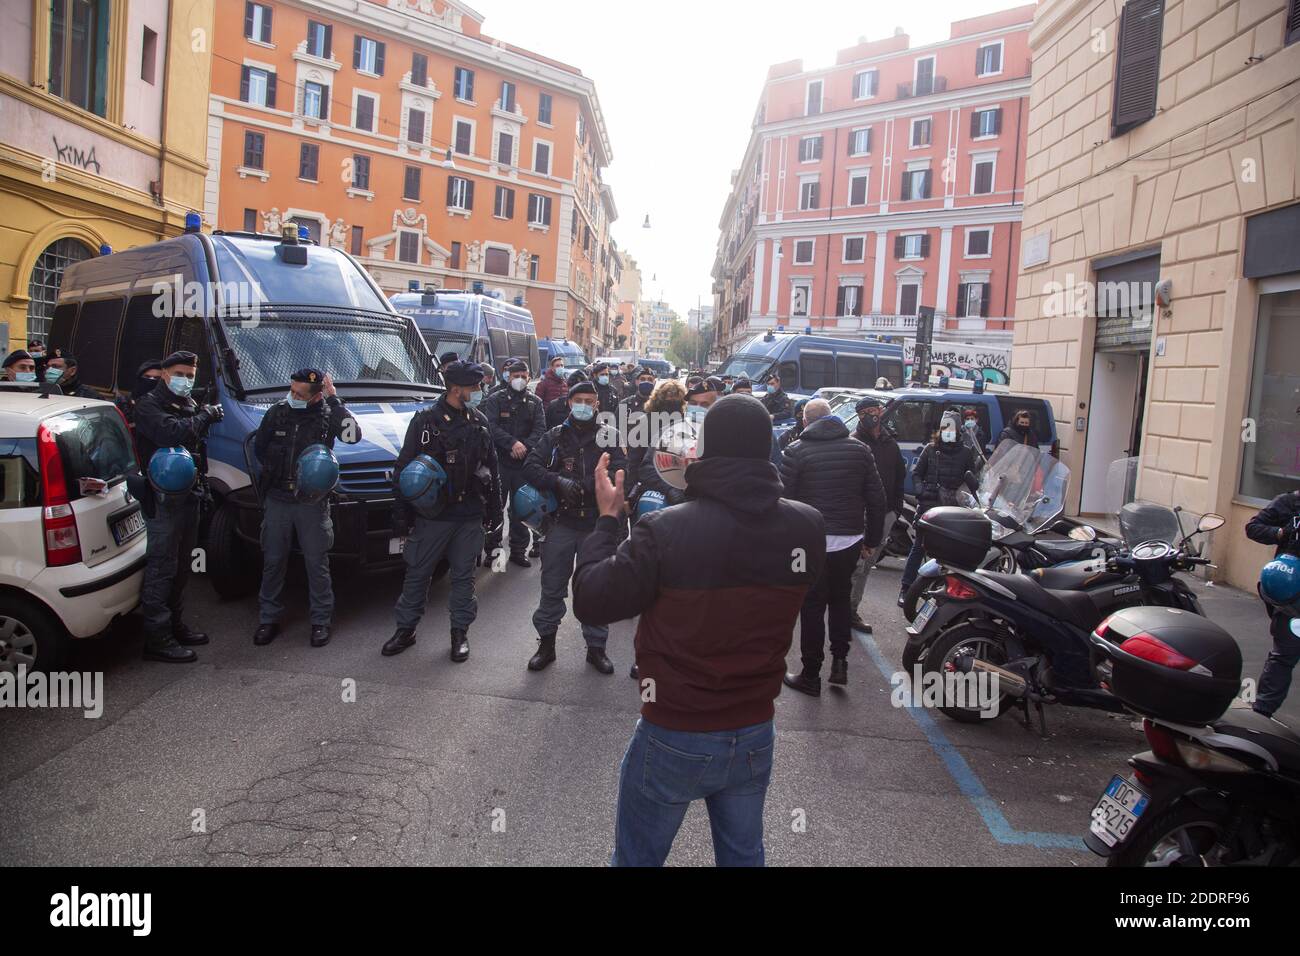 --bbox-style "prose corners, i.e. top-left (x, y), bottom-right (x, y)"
top-left (48, 219), bottom-right (442, 598)
top-left (393, 288), bottom-right (538, 379)
top-left (537, 338), bottom-right (588, 376)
